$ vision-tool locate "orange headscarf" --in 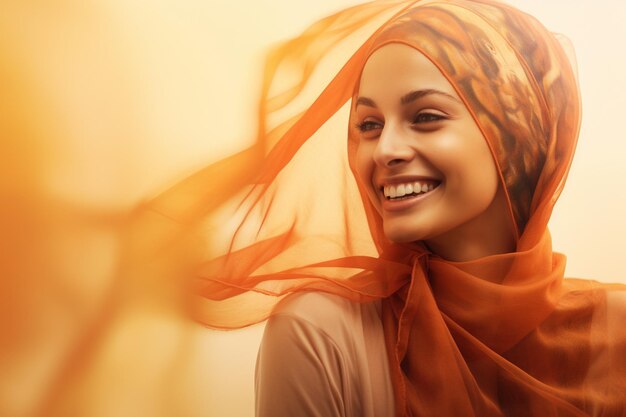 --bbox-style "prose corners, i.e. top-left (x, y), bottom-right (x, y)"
top-left (163, 0), bottom-right (626, 415)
